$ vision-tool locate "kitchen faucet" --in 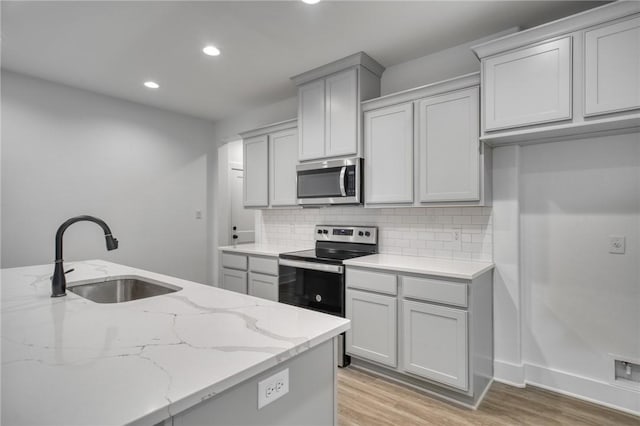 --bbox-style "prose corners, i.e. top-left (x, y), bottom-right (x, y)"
top-left (51, 215), bottom-right (119, 297)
